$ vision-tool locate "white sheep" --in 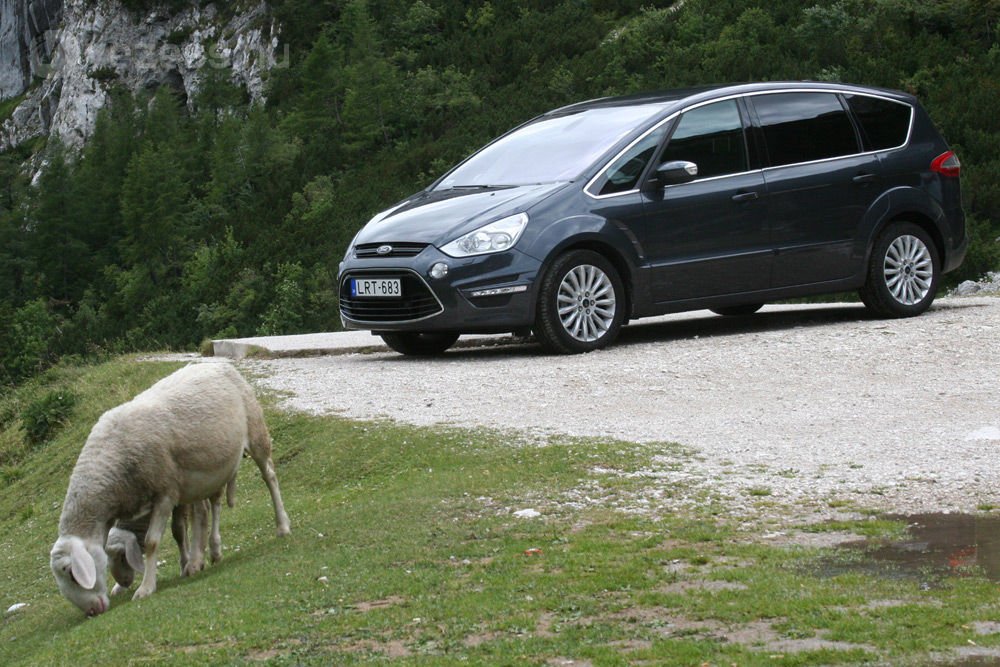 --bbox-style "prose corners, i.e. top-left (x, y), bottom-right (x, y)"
top-left (106, 499), bottom-right (214, 596)
top-left (50, 363), bottom-right (291, 616)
